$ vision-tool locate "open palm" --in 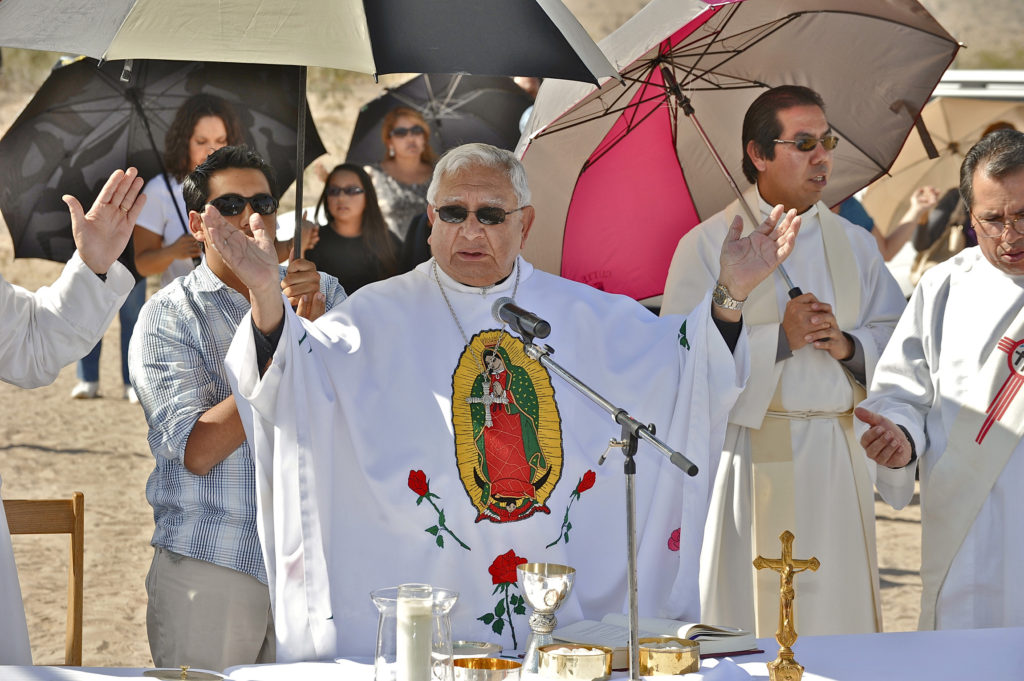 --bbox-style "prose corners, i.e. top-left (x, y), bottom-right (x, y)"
top-left (203, 206), bottom-right (279, 295)
top-left (719, 205), bottom-right (800, 300)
